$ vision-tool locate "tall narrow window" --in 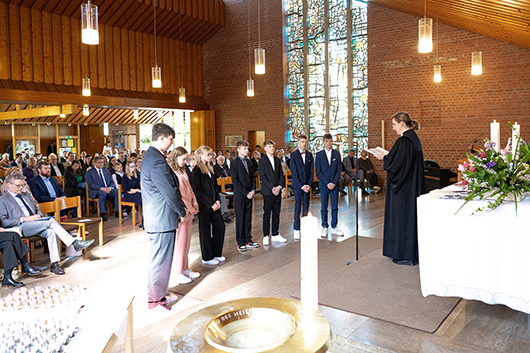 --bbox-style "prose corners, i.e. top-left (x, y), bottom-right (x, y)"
top-left (287, 0), bottom-right (368, 154)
